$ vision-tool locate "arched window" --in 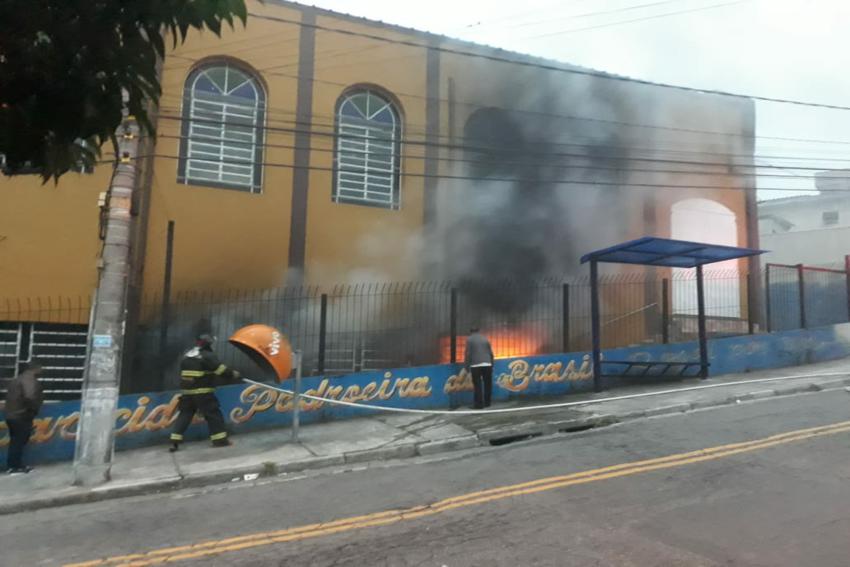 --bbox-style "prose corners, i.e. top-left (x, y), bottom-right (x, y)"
top-left (334, 89), bottom-right (401, 209)
top-left (178, 63), bottom-right (265, 193)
